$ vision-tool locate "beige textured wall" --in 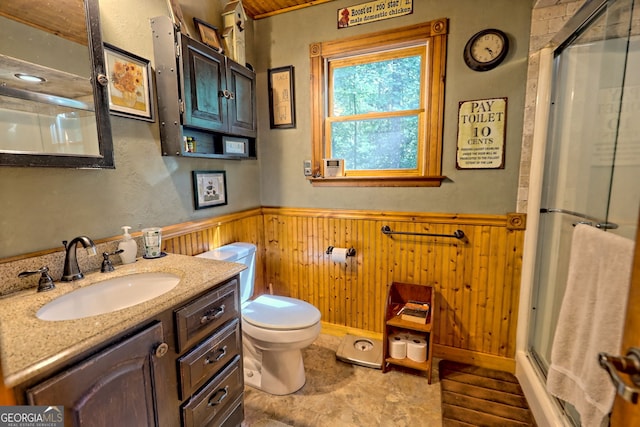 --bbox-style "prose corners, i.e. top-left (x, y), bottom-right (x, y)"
top-left (254, 0), bottom-right (533, 215)
top-left (0, 0), bottom-right (261, 259)
top-left (0, 0), bottom-right (533, 259)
